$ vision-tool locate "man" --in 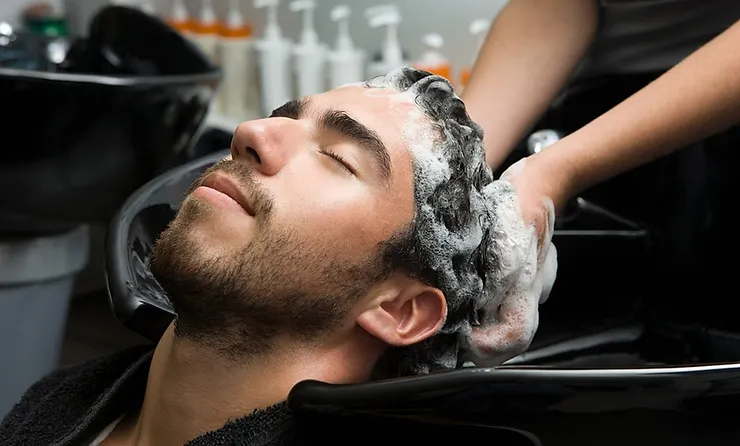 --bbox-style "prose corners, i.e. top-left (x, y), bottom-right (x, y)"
top-left (0, 68), bottom-right (554, 445)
